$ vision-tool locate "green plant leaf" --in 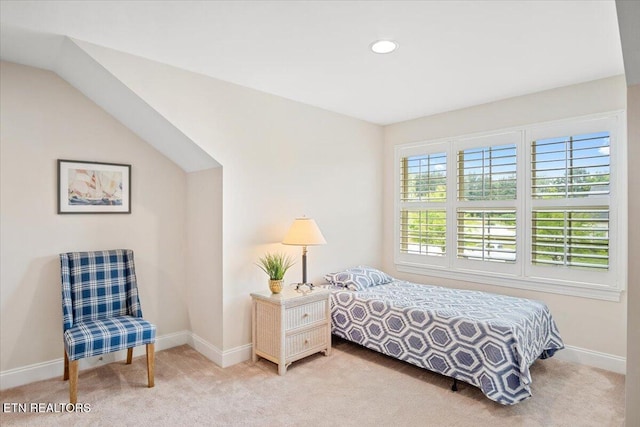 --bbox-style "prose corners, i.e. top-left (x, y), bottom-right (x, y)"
top-left (256, 252), bottom-right (295, 280)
